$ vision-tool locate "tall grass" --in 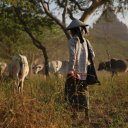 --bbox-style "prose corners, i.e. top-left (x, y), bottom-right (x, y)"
top-left (0, 72), bottom-right (128, 128)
